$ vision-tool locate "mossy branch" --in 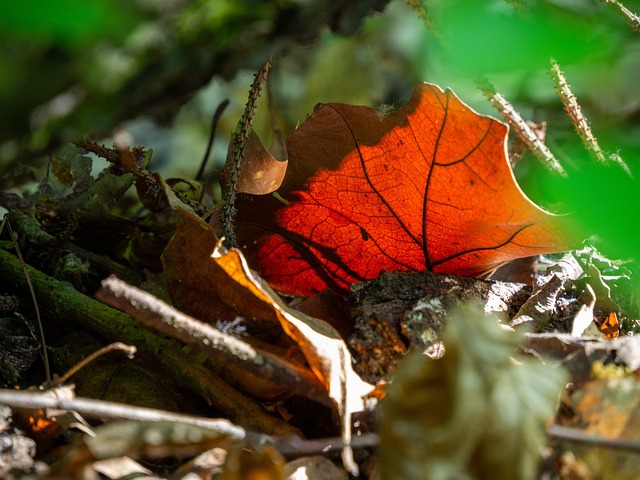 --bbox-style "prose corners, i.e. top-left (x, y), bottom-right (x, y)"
top-left (0, 247), bottom-right (298, 438)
